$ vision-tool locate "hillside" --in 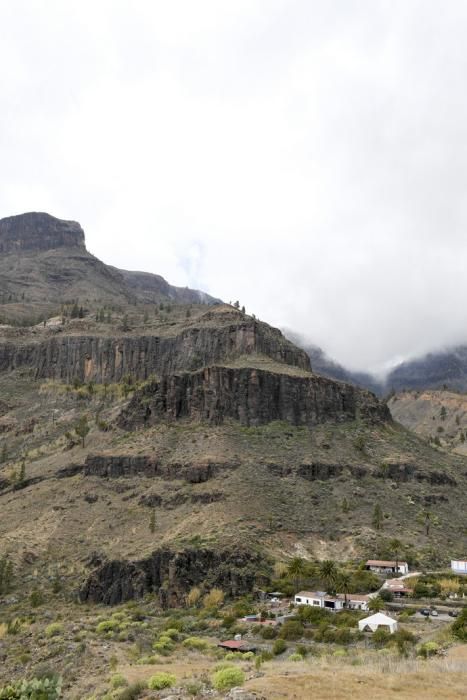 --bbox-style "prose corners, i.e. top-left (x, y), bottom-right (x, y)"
top-left (386, 346), bottom-right (467, 393)
top-left (389, 389), bottom-right (467, 456)
top-left (0, 212), bottom-right (218, 324)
